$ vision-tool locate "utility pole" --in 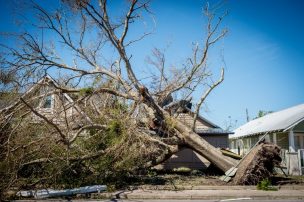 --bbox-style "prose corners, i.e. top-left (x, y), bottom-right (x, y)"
top-left (246, 108), bottom-right (250, 122)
